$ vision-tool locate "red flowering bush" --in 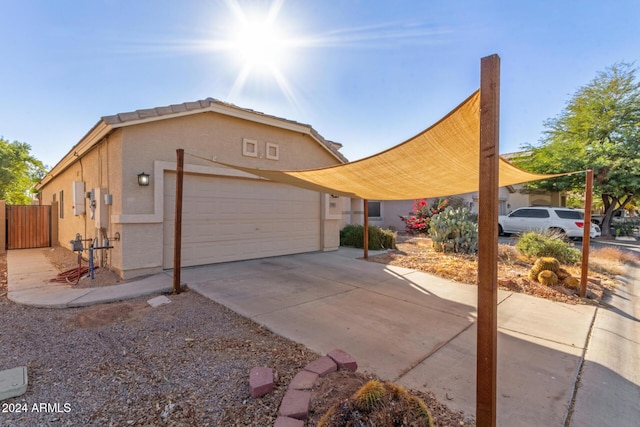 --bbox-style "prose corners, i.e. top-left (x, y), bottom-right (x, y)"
top-left (400, 198), bottom-right (450, 234)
